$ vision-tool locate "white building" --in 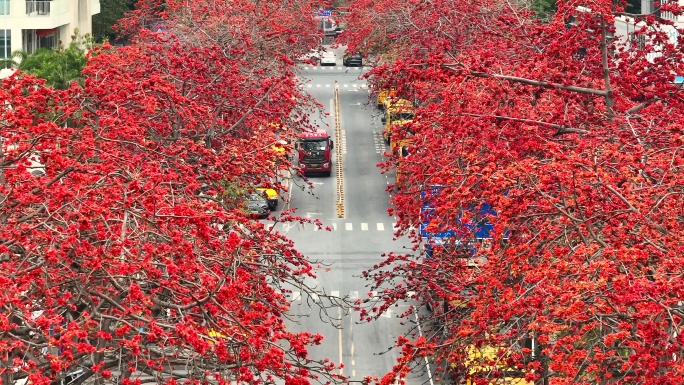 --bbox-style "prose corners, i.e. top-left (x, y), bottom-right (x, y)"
top-left (0, 0), bottom-right (100, 60)
top-left (571, 1), bottom-right (682, 63)
top-left (613, 1), bottom-right (682, 62)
